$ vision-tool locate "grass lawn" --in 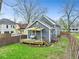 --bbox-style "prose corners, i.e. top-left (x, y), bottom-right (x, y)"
top-left (0, 37), bottom-right (69, 59)
top-left (71, 33), bottom-right (79, 39)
